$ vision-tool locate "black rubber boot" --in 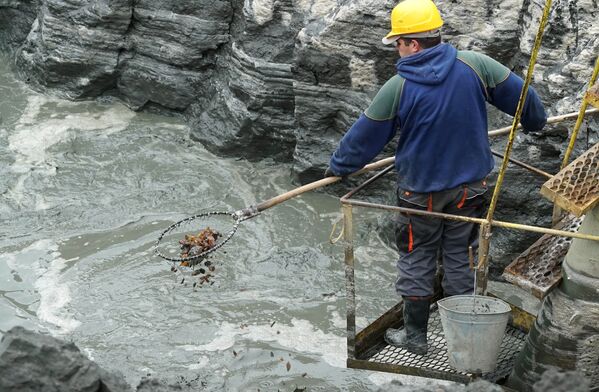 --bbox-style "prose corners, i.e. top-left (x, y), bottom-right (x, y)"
top-left (384, 297), bottom-right (430, 355)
